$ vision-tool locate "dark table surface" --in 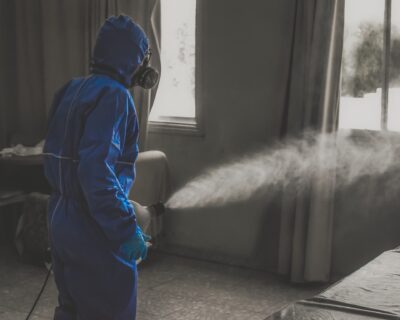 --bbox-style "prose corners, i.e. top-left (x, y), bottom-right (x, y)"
top-left (0, 155), bottom-right (49, 193)
top-left (0, 155), bottom-right (44, 166)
